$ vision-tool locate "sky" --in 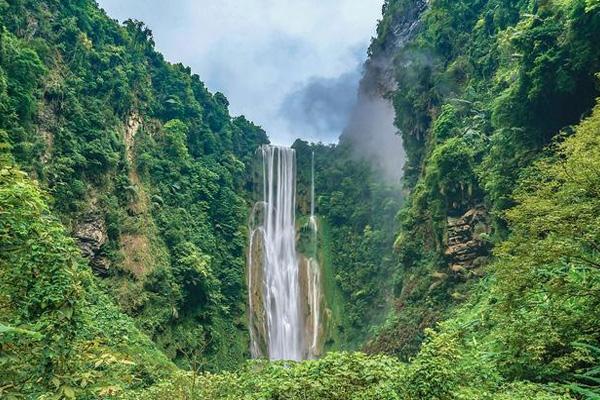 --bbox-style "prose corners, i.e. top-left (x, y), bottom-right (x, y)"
top-left (96, 0), bottom-right (385, 145)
